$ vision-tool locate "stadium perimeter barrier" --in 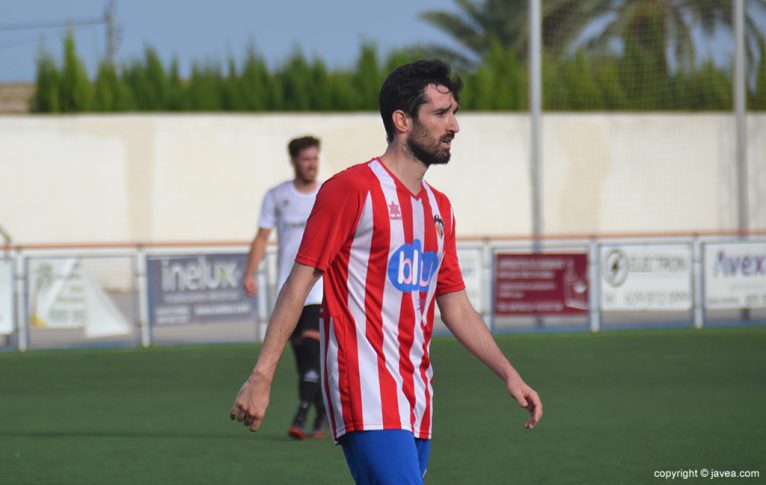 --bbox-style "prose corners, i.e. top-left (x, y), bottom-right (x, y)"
top-left (1, 233), bottom-right (764, 352)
